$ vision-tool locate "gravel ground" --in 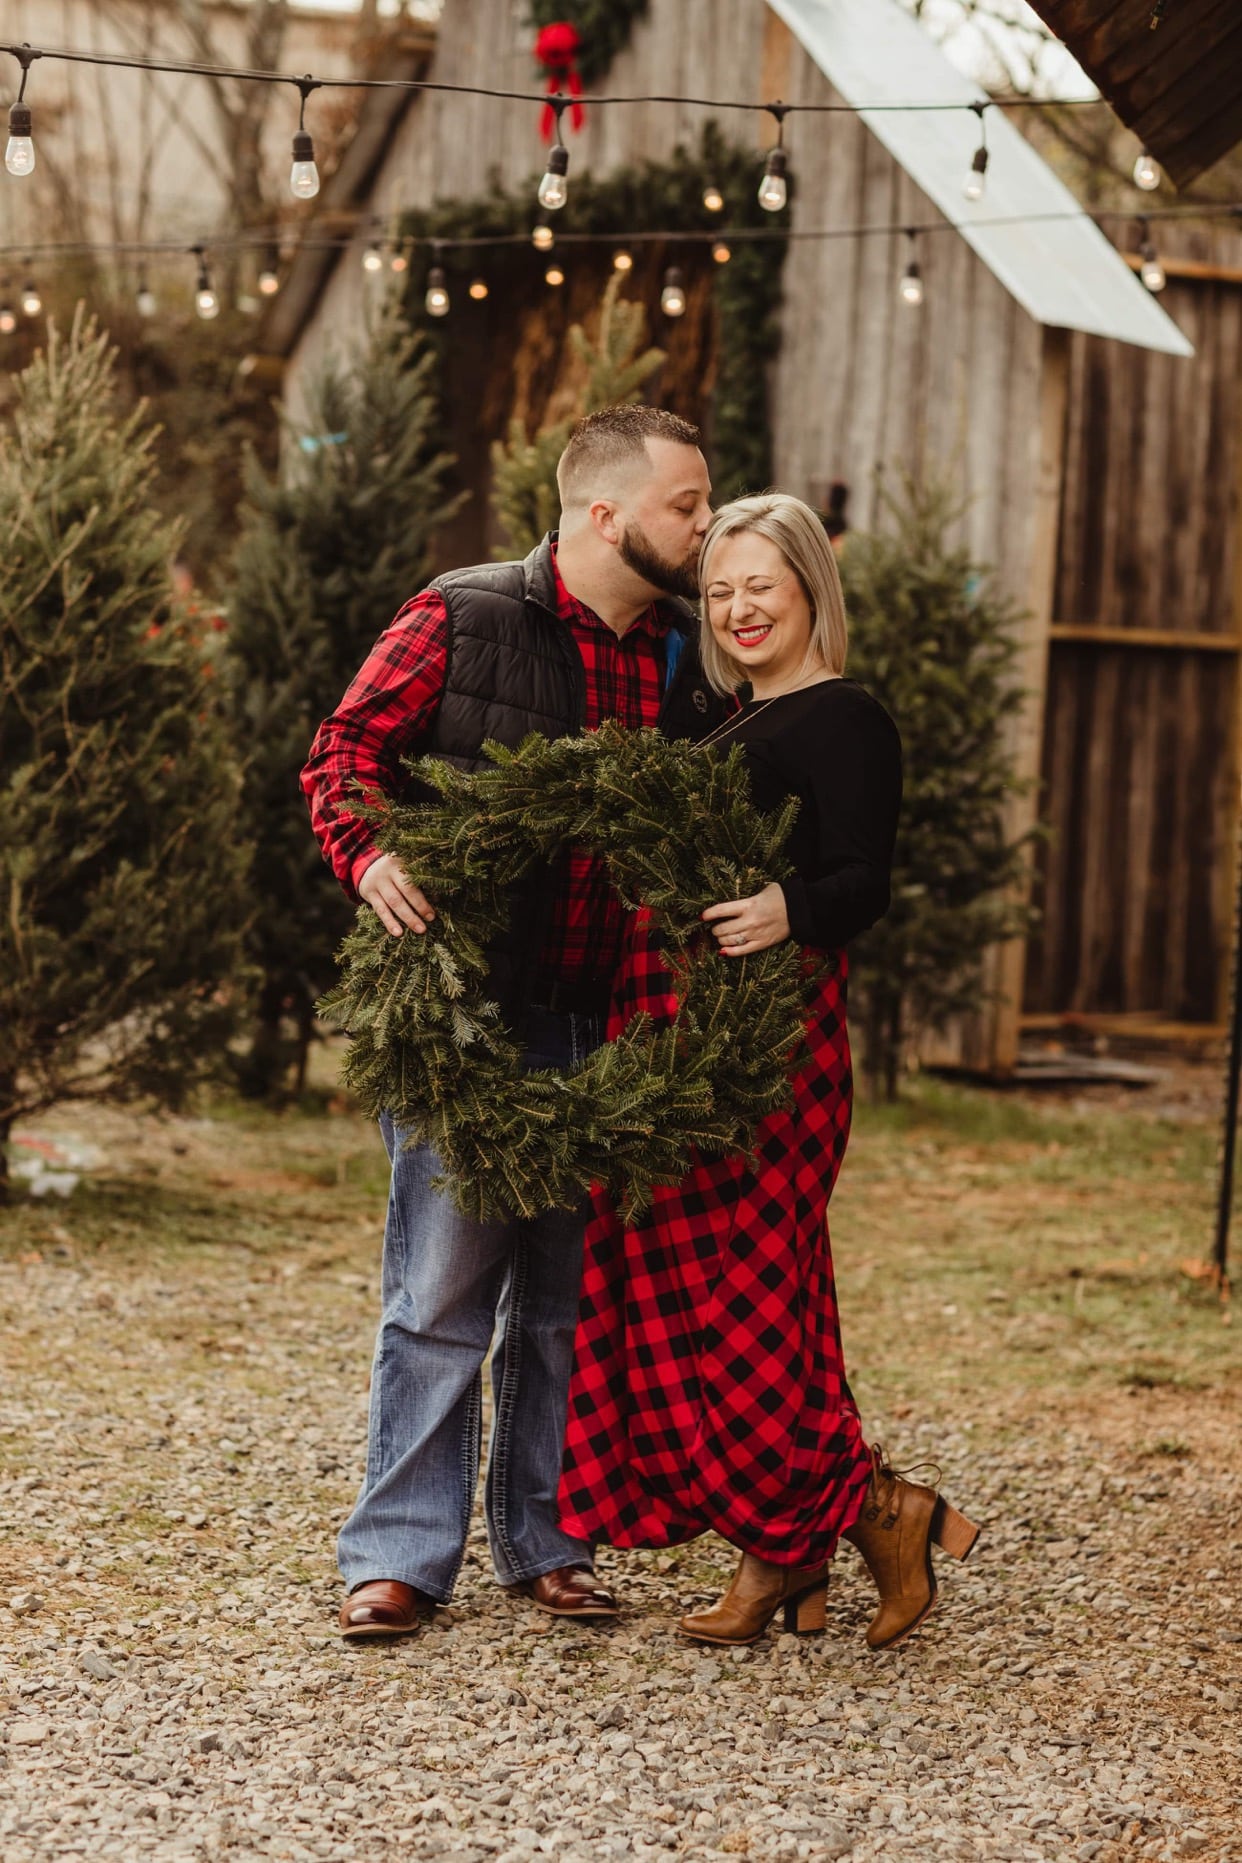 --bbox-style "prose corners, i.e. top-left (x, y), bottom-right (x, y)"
top-left (2, 1090), bottom-right (1239, 1863)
